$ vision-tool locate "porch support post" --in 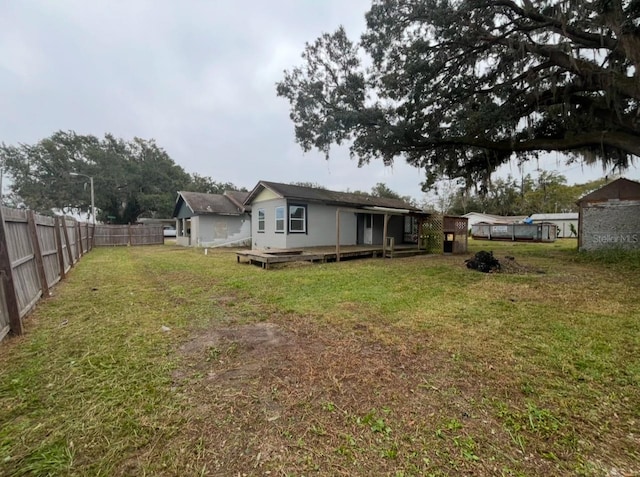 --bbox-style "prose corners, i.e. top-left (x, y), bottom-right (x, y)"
top-left (335, 208), bottom-right (341, 262)
top-left (382, 213), bottom-right (389, 257)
